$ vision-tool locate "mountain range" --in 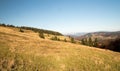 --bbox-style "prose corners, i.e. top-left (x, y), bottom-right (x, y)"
top-left (67, 31), bottom-right (120, 41)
